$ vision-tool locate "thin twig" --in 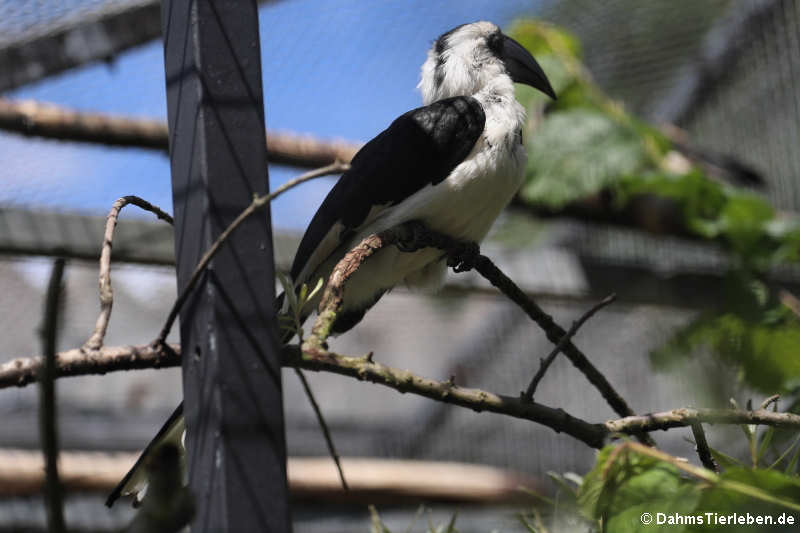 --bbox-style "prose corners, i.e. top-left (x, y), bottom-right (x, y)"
top-left (471, 257), bottom-right (645, 429)
top-left (690, 422), bottom-right (719, 472)
top-left (522, 294), bottom-right (616, 402)
top-left (83, 196), bottom-right (173, 351)
top-left (155, 161), bottom-right (349, 345)
top-left (761, 394), bottom-right (780, 411)
top-left (293, 368), bottom-right (349, 490)
top-left (0, 98), bottom-right (360, 168)
top-left (39, 258), bottom-right (66, 533)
